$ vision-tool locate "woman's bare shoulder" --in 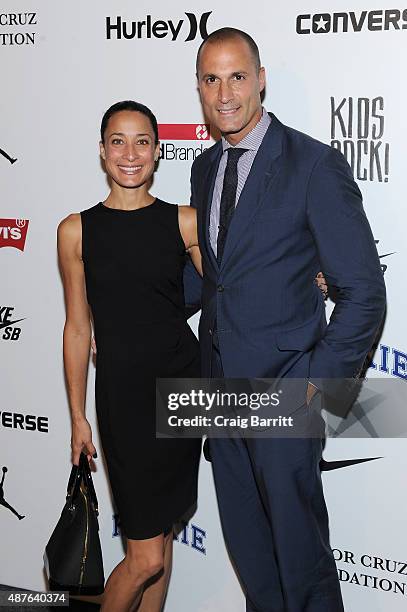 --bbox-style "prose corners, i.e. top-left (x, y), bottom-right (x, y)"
top-left (57, 214), bottom-right (82, 258)
top-left (177, 204), bottom-right (197, 224)
top-left (177, 205), bottom-right (198, 249)
top-left (57, 213), bottom-right (81, 238)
